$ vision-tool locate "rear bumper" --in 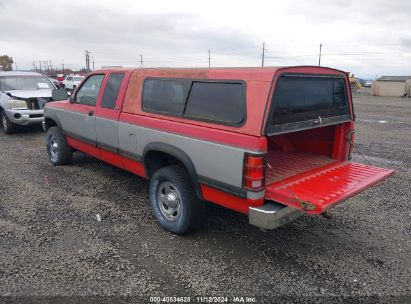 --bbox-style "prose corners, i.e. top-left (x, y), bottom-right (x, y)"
top-left (249, 202), bottom-right (303, 230)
